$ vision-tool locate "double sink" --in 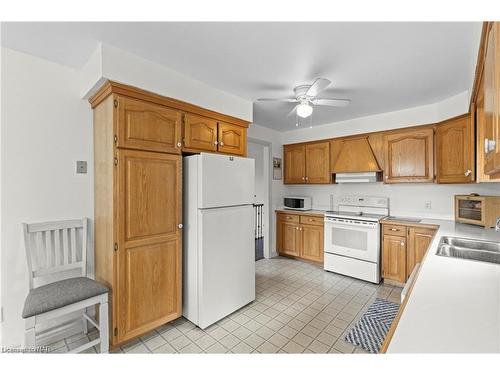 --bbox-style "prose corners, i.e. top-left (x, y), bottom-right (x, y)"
top-left (436, 236), bottom-right (500, 265)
